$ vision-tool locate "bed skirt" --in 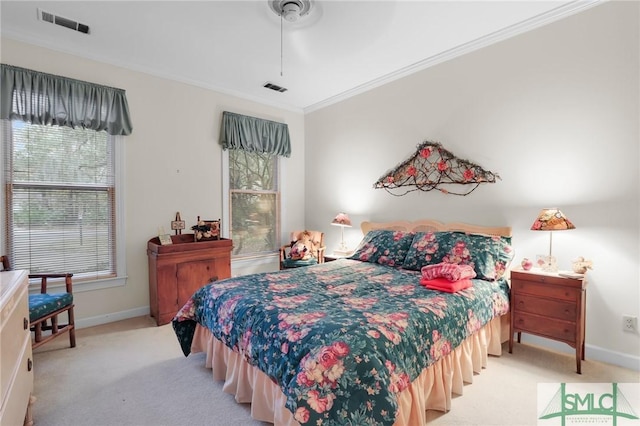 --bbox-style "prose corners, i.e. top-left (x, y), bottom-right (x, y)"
top-left (190, 314), bottom-right (509, 425)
